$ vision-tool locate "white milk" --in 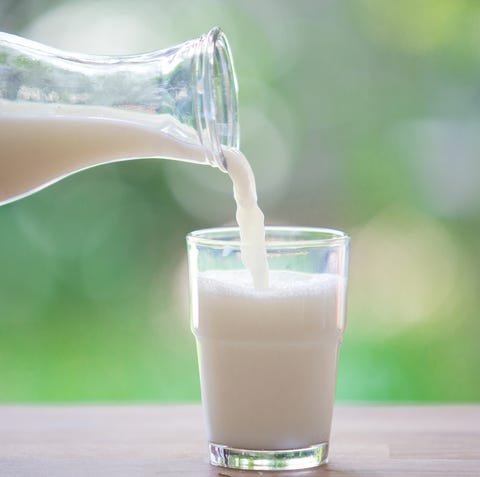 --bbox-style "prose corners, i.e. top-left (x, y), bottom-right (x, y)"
top-left (0, 102), bottom-right (269, 287)
top-left (0, 102), bottom-right (205, 204)
top-left (223, 148), bottom-right (269, 289)
top-left (194, 270), bottom-right (343, 450)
